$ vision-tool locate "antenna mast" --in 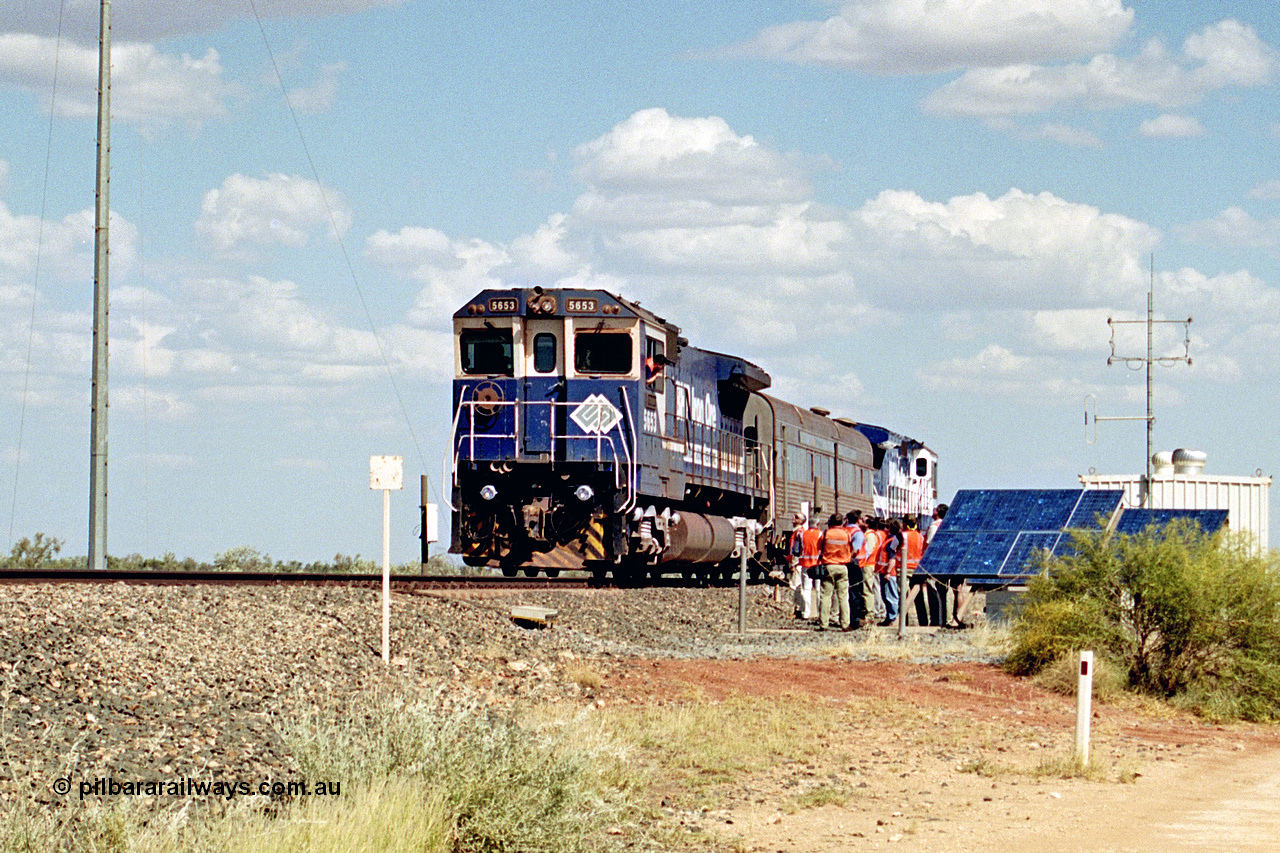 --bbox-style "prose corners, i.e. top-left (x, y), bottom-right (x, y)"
top-left (88, 0), bottom-right (111, 570)
top-left (1087, 257), bottom-right (1192, 506)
